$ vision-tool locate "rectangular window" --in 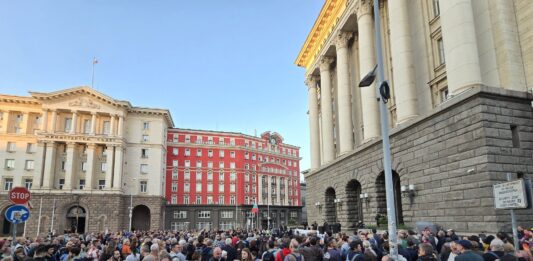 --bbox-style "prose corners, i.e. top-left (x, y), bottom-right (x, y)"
top-left (208, 161), bottom-right (213, 168)
top-left (219, 162), bottom-right (224, 168)
top-left (23, 160), bottom-right (34, 170)
top-left (184, 170), bottom-right (190, 180)
top-left (432, 0), bottom-right (440, 17)
top-left (196, 135), bottom-right (203, 144)
top-left (230, 162), bottom-right (235, 169)
top-left (140, 164), bottom-right (148, 174)
top-left (172, 160), bottom-right (178, 167)
top-left (172, 148), bottom-right (178, 156)
top-left (196, 172), bottom-right (202, 181)
top-left (184, 183), bottom-right (190, 192)
top-left (185, 160), bottom-right (190, 167)
top-left (171, 196), bottom-right (177, 204)
top-left (64, 118), bottom-right (72, 132)
top-left (219, 150), bottom-right (225, 157)
top-left (207, 183), bottom-right (213, 192)
top-left (219, 183), bottom-right (225, 192)
top-left (230, 138), bottom-right (235, 146)
top-left (208, 136), bottom-right (213, 144)
top-left (101, 162), bottom-right (107, 173)
top-left (102, 121), bottom-right (110, 135)
top-left (197, 149), bottom-right (202, 156)
top-left (172, 169), bottom-right (178, 179)
top-left (58, 179), bottom-right (65, 190)
top-left (7, 142), bottom-right (16, 152)
top-left (230, 151), bottom-right (236, 158)
top-left (20, 178), bottom-right (32, 190)
top-left (141, 148), bottom-right (148, 158)
top-left (79, 179), bottom-right (86, 190)
top-left (140, 181), bottom-right (147, 193)
top-left (219, 172), bottom-right (224, 181)
top-left (437, 38), bottom-right (445, 65)
top-left (143, 122), bottom-right (150, 130)
top-left (230, 196), bottom-right (236, 205)
top-left (26, 143), bottom-right (35, 153)
top-left (196, 196), bottom-right (202, 204)
top-left (511, 125), bottom-right (520, 148)
top-left (207, 196), bottom-right (213, 204)
top-left (3, 178), bottom-right (13, 191)
top-left (81, 161), bottom-right (87, 172)
top-left (230, 172), bottom-right (236, 181)
top-left (440, 87), bottom-right (449, 103)
top-left (196, 183), bottom-right (202, 192)
top-left (219, 196), bottom-right (225, 204)
top-left (184, 196), bottom-right (189, 204)
top-left (98, 180), bottom-right (105, 190)
top-left (185, 135), bottom-right (190, 143)
top-left (174, 211), bottom-right (187, 219)
top-left (142, 135), bottom-right (149, 142)
top-left (218, 137), bottom-right (224, 145)
top-left (170, 181), bottom-right (177, 192)
top-left (230, 184), bottom-right (235, 192)
top-left (5, 159), bottom-right (15, 169)
top-left (185, 148), bottom-right (190, 156)
top-left (83, 119), bottom-right (91, 134)
top-left (221, 211), bottom-right (233, 219)
top-left (198, 211), bottom-right (211, 218)
top-left (196, 161), bottom-right (202, 168)
top-left (173, 134), bottom-right (179, 142)
top-left (208, 150), bottom-right (213, 157)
